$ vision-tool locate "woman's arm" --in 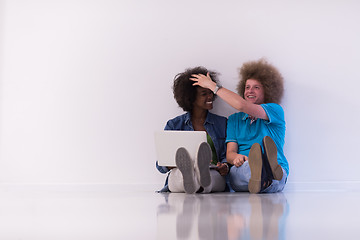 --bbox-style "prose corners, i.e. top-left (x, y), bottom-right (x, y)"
top-left (190, 73), bottom-right (268, 120)
top-left (226, 142), bottom-right (248, 167)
